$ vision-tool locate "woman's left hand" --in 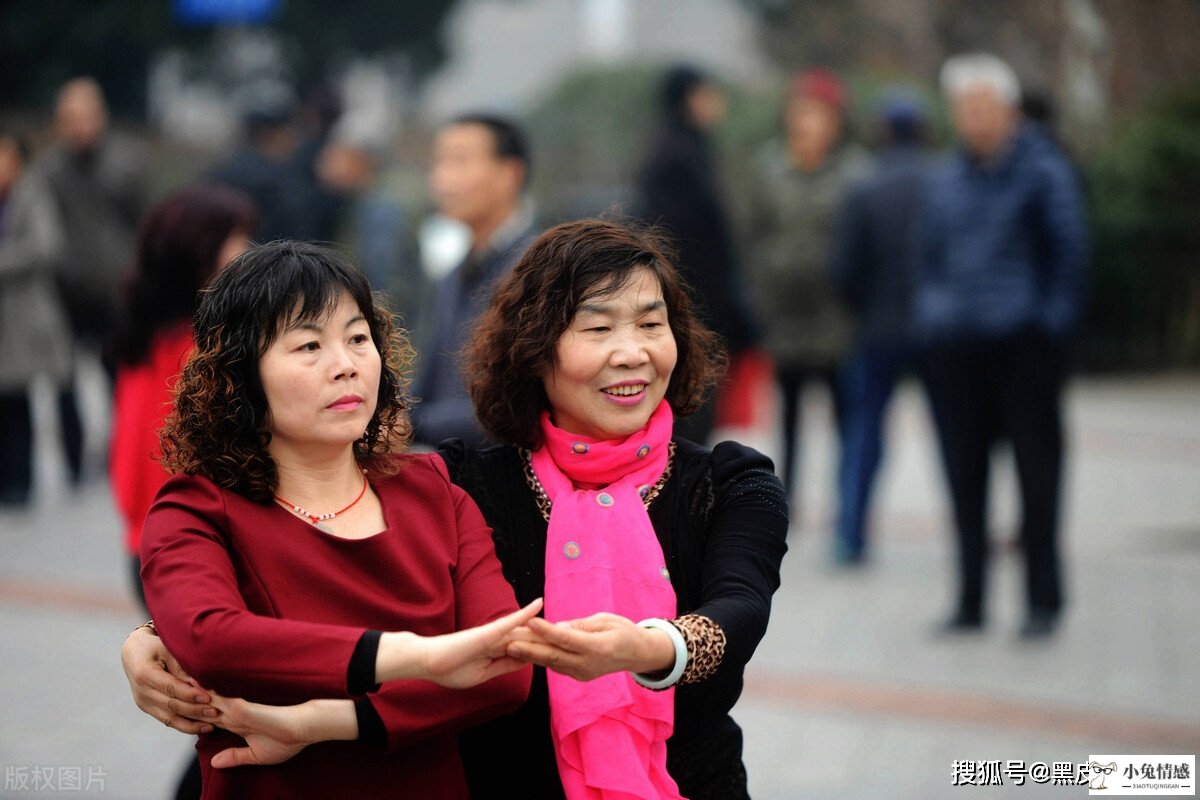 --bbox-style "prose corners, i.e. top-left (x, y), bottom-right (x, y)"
top-left (120, 626), bottom-right (217, 734)
top-left (506, 613), bottom-right (675, 681)
top-left (207, 695), bottom-right (356, 769)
